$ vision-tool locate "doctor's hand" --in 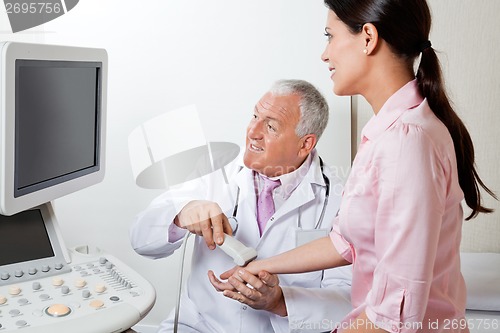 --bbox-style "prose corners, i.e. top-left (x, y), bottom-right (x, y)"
top-left (208, 268), bottom-right (287, 317)
top-left (174, 200), bottom-right (233, 250)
